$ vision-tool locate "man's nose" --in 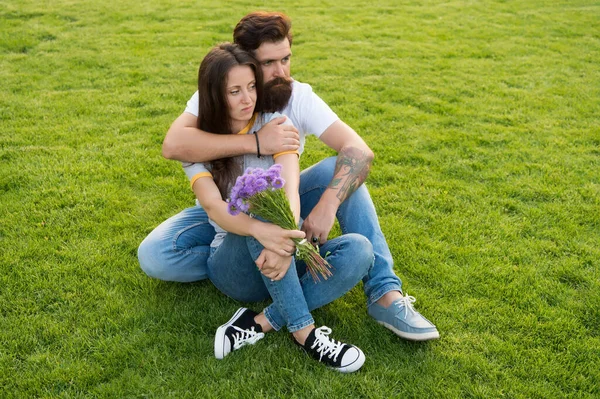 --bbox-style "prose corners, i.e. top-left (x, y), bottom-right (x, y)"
top-left (273, 63), bottom-right (285, 77)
